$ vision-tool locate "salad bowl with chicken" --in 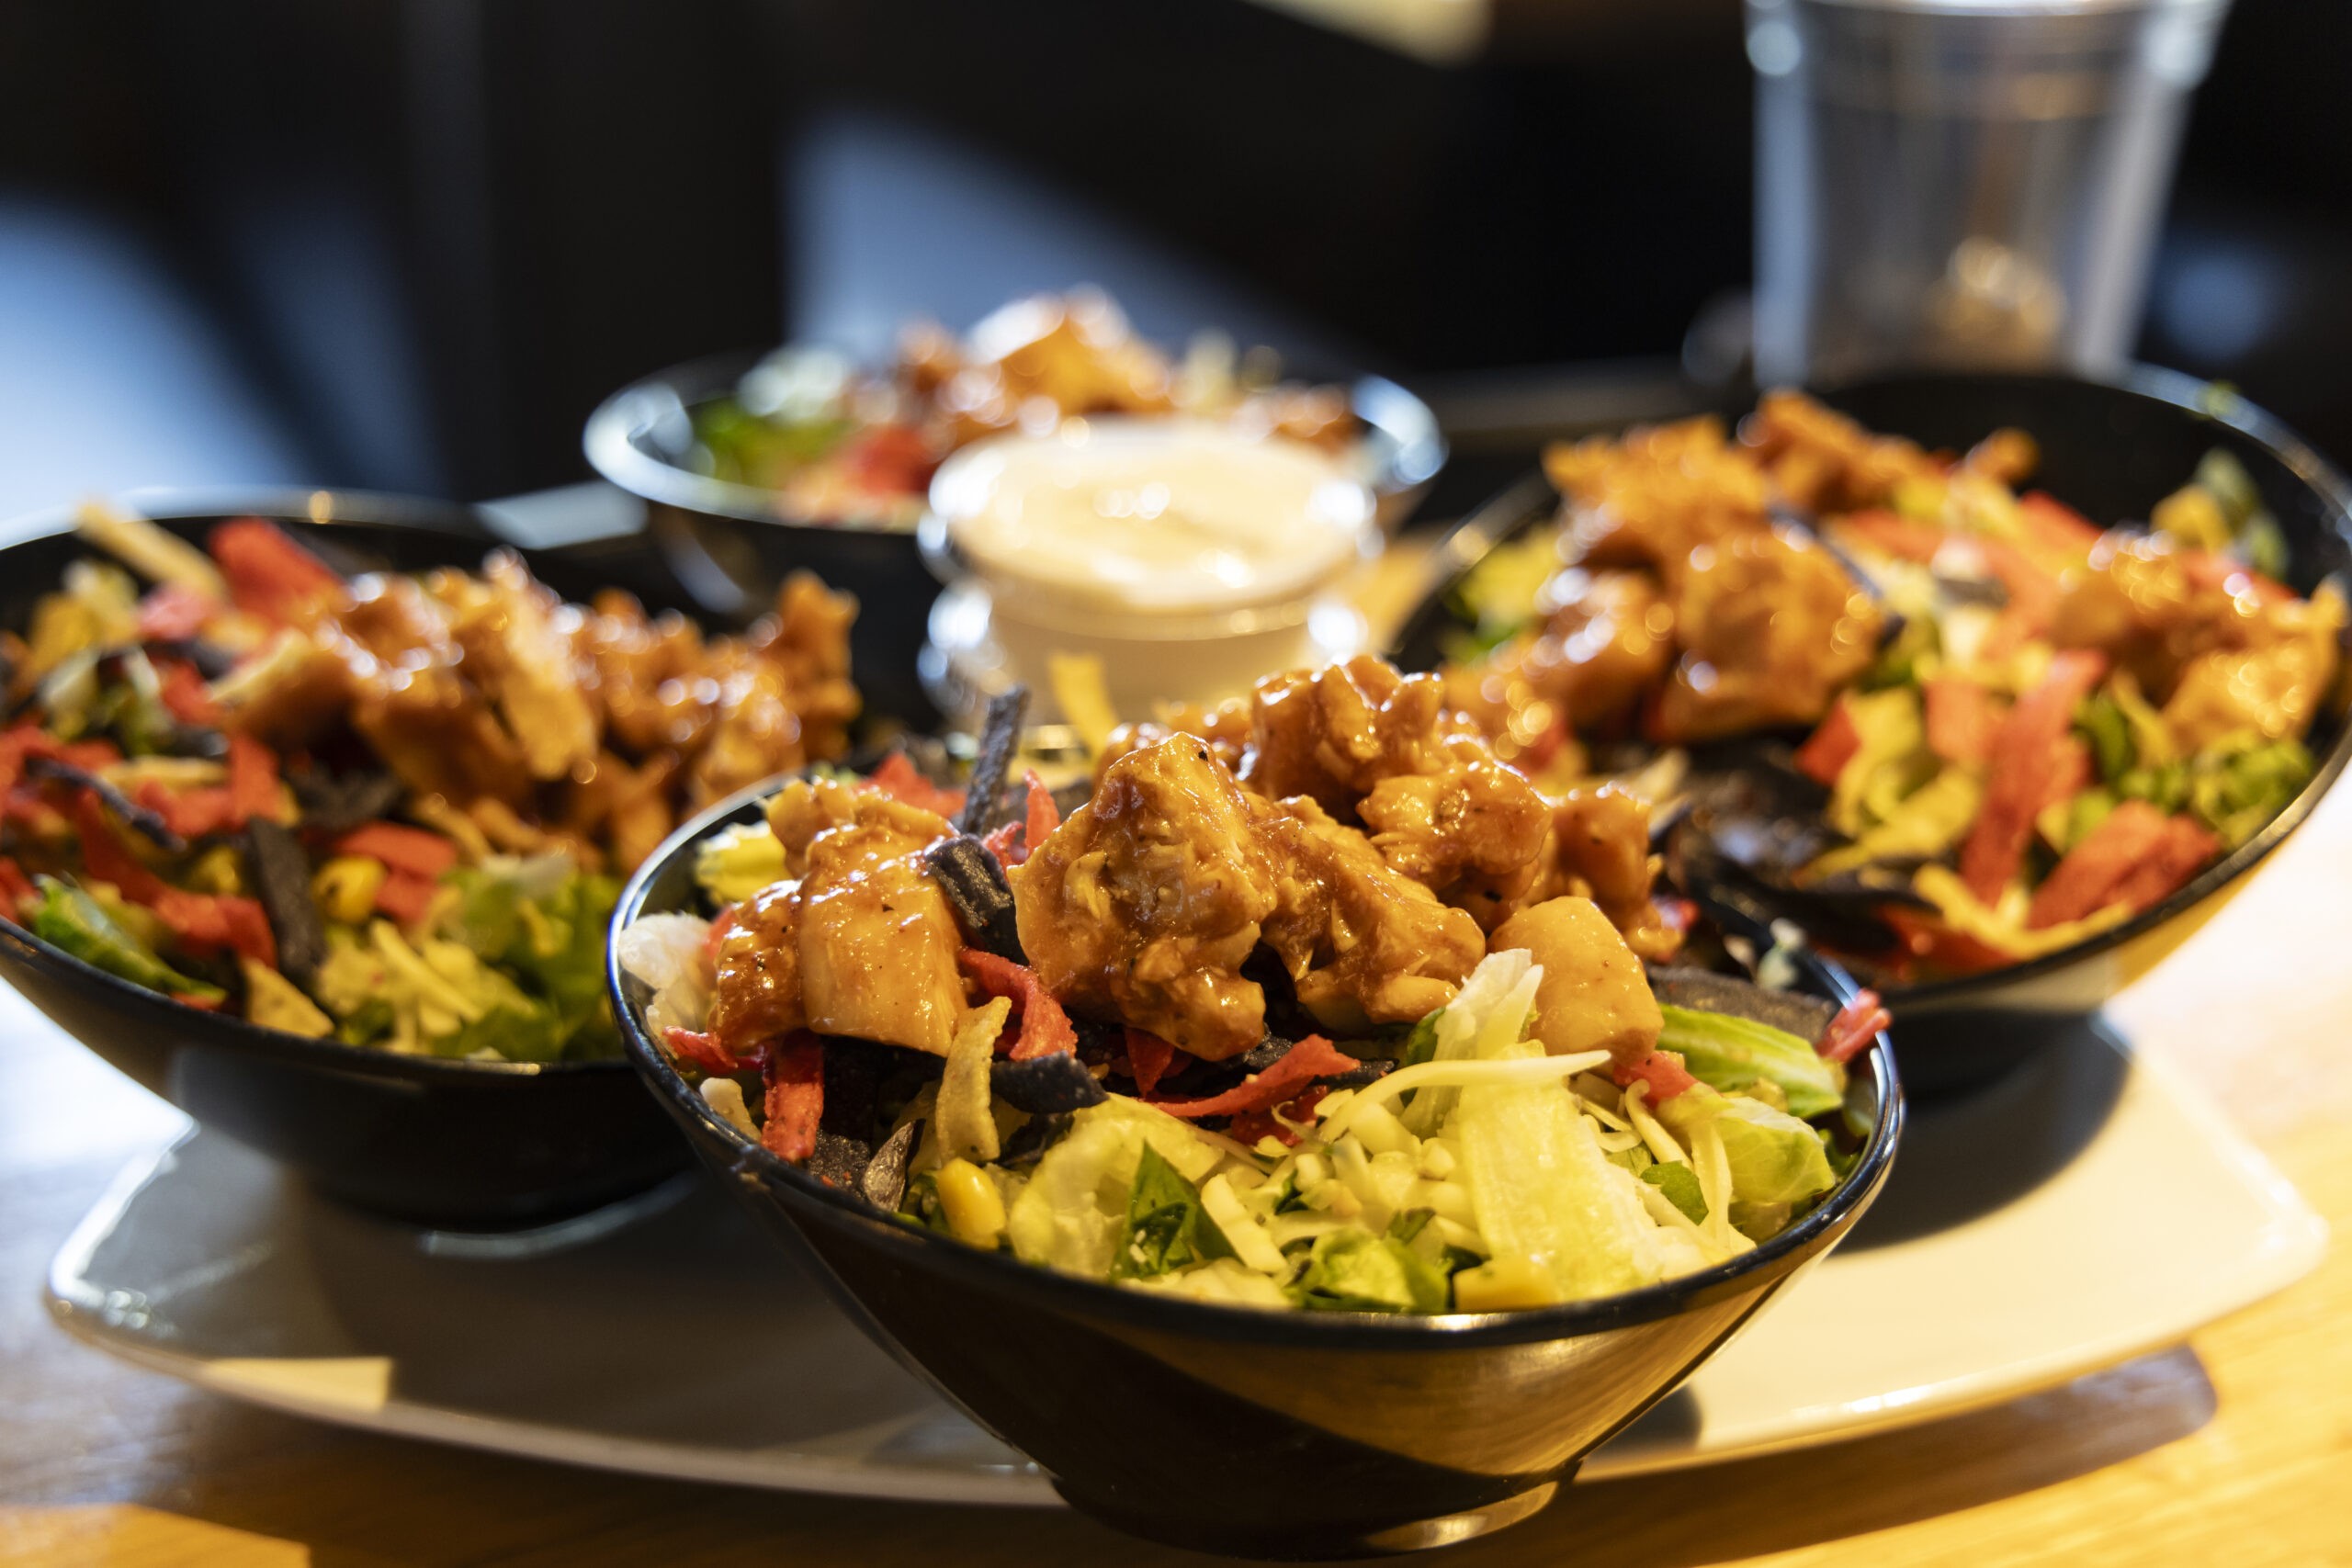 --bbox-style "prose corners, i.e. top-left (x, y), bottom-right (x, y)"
top-left (613, 657), bottom-right (1900, 1556)
top-left (0, 491), bottom-right (865, 1224)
